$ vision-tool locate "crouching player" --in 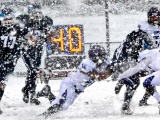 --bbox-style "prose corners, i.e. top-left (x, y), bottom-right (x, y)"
top-left (39, 45), bottom-right (112, 118)
top-left (119, 48), bottom-right (160, 108)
